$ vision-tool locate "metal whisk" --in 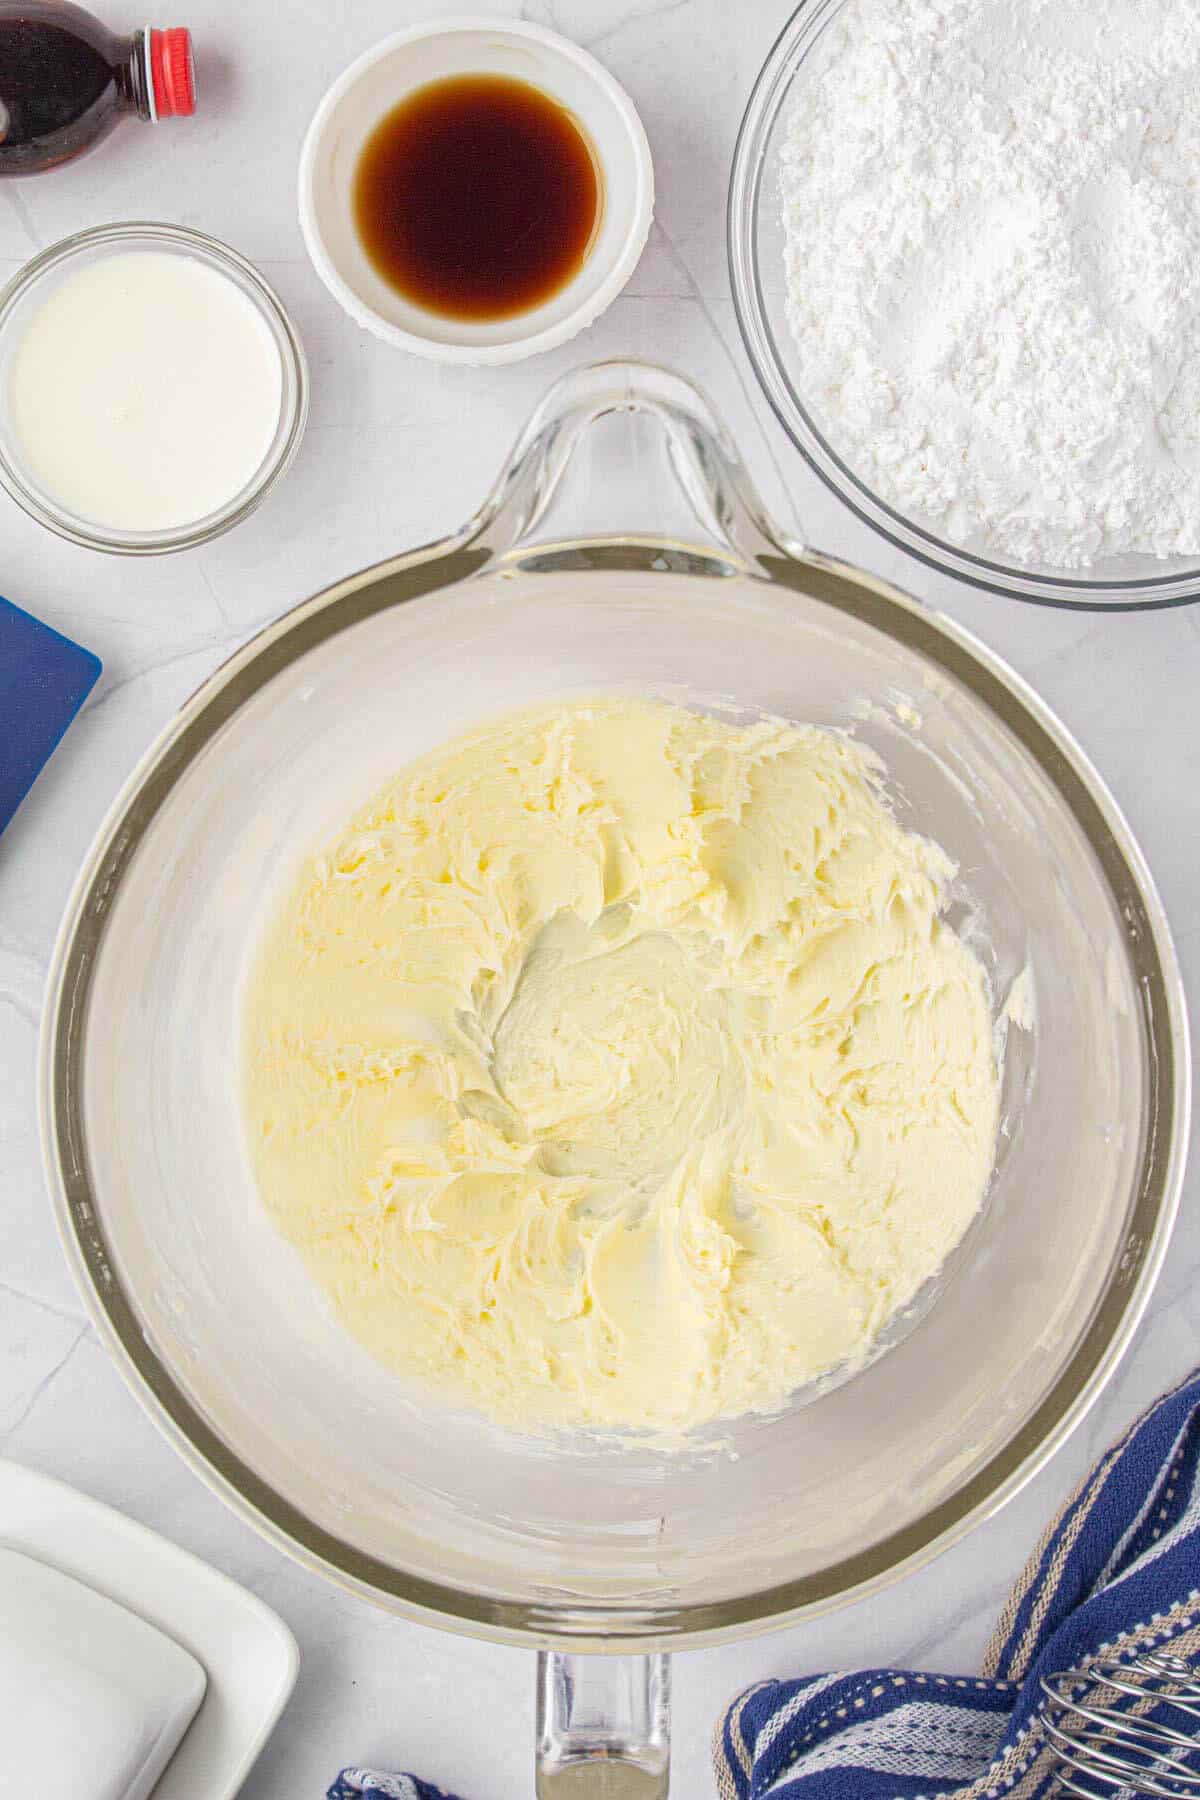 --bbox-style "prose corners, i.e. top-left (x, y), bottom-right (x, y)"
top-left (1040, 1649), bottom-right (1200, 1797)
